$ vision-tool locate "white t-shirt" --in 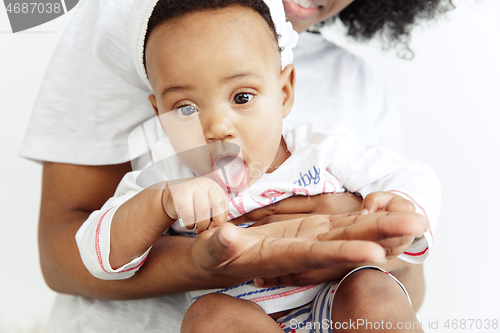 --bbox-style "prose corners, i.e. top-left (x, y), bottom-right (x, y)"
top-left (20, 1), bottom-right (407, 332)
top-left (76, 122), bottom-right (439, 315)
